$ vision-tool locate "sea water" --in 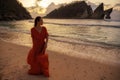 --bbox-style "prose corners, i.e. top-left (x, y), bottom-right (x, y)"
top-left (0, 19), bottom-right (120, 64)
top-left (0, 19), bottom-right (120, 47)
